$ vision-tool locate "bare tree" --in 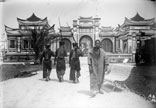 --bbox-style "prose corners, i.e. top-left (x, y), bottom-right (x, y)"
top-left (20, 24), bottom-right (56, 64)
